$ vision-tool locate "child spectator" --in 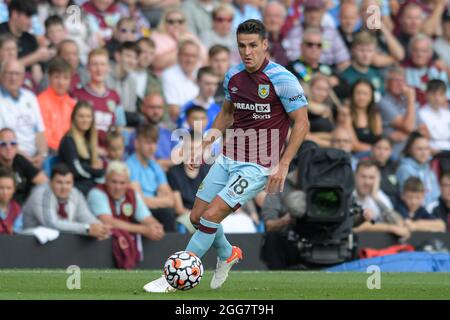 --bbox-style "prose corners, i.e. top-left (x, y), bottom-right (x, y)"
top-left (178, 66), bottom-right (220, 130)
top-left (428, 172), bottom-right (450, 232)
top-left (44, 15), bottom-right (66, 50)
top-left (105, 128), bottom-right (126, 163)
top-left (185, 106), bottom-right (209, 134)
top-left (418, 79), bottom-right (450, 153)
top-left (38, 57), bottom-right (76, 153)
top-left (395, 176), bottom-right (446, 232)
top-left (0, 167), bottom-right (22, 234)
top-left (58, 101), bottom-right (105, 196)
